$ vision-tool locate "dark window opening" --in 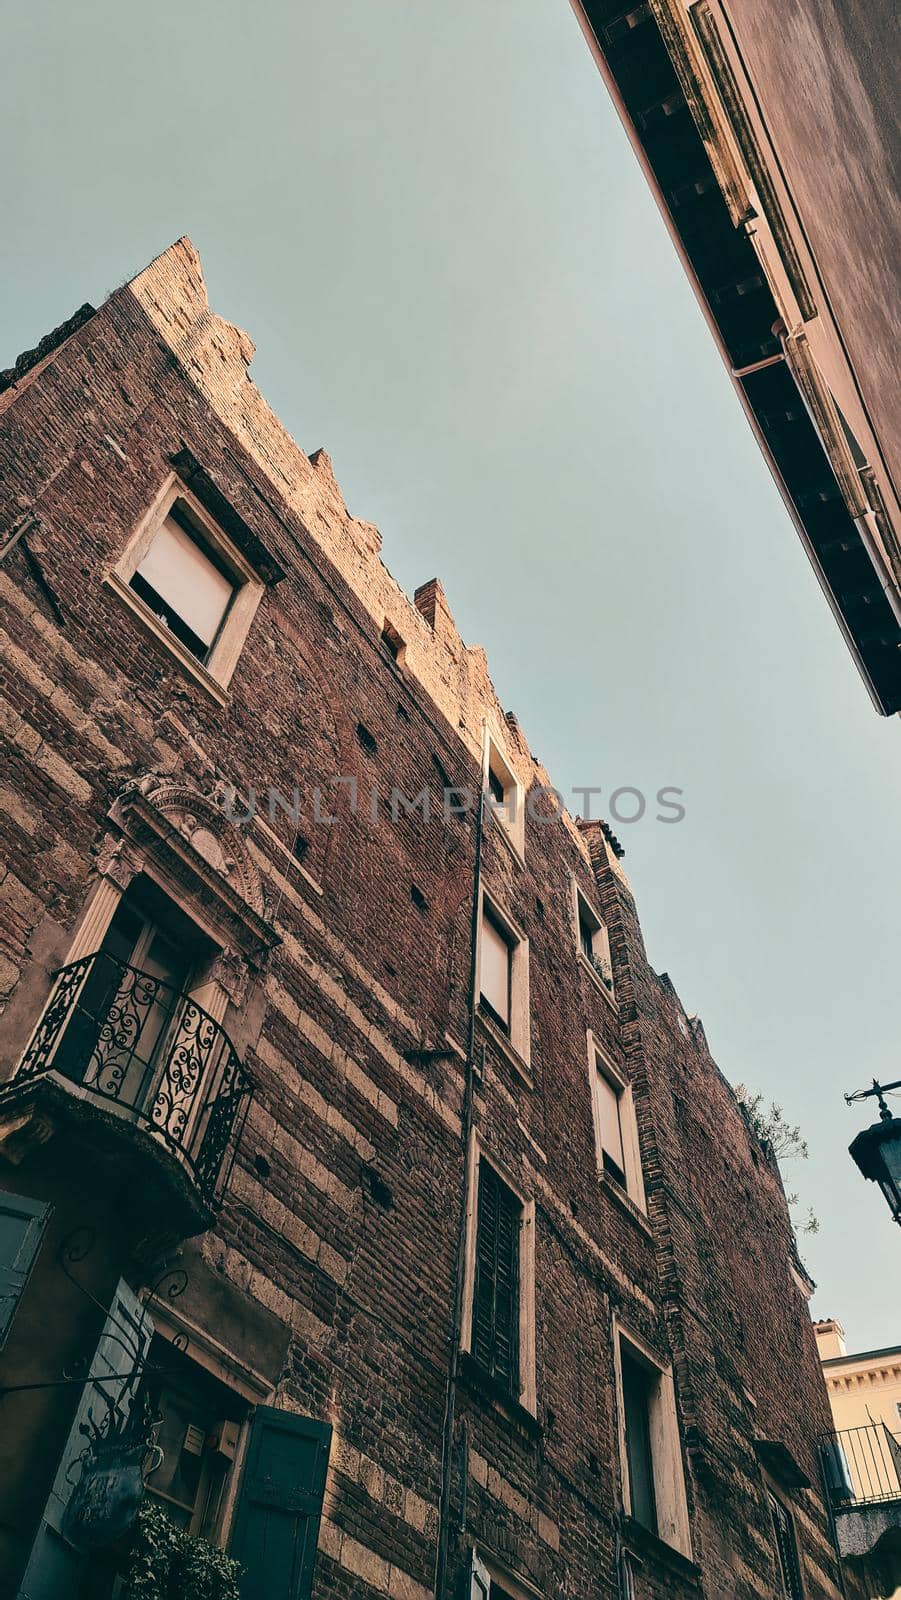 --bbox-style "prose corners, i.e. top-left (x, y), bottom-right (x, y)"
top-left (143, 1337), bottom-right (246, 1540)
top-left (472, 1162), bottom-right (521, 1397)
top-left (621, 1347), bottom-right (658, 1535)
top-left (769, 1492), bottom-right (804, 1599)
top-left (380, 621), bottom-right (405, 663)
top-left (488, 766), bottom-right (506, 805)
top-left (410, 884), bottom-right (429, 914)
top-left (356, 723), bottom-right (377, 756)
